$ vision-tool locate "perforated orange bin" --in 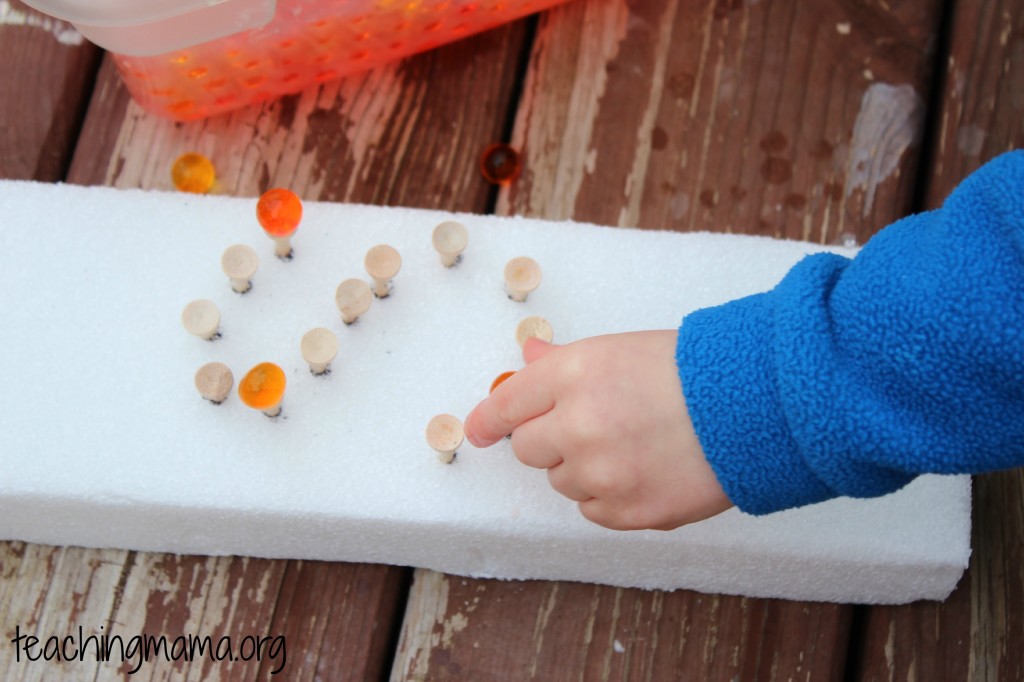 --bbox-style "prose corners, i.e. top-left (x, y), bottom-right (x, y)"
top-left (23, 0), bottom-right (572, 121)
